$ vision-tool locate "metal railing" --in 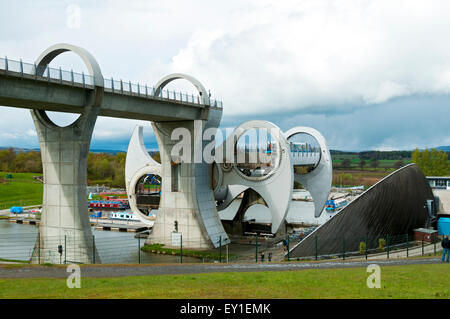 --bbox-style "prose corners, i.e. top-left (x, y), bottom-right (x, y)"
top-left (0, 56), bottom-right (223, 108)
top-left (0, 232), bottom-right (235, 265)
top-left (0, 230), bottom-right (443, 265)
top-left (286, 232), bottom-right (444, 262)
